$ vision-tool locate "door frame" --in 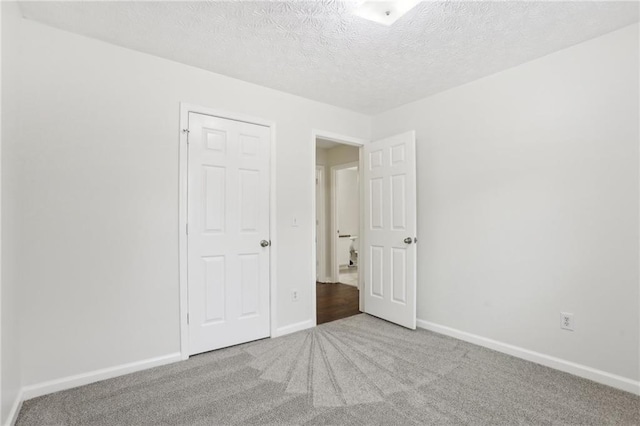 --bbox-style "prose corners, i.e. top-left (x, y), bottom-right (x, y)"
top-left (311, 130), bottom-right (368, 326)
top-left (179, 103), bottom-right (277, 360)
top-left (315, 166), bottom-right (328, 283)
top-left (330, 161), bottom-right (360, 283)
